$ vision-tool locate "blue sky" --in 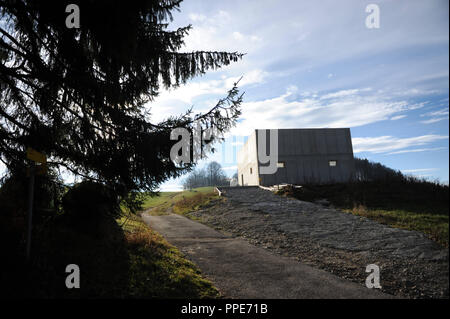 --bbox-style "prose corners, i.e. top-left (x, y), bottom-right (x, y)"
top-left (150, 0), bottom-right (449, 190)
top-left (1, 0), bottom-right (447, 189)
